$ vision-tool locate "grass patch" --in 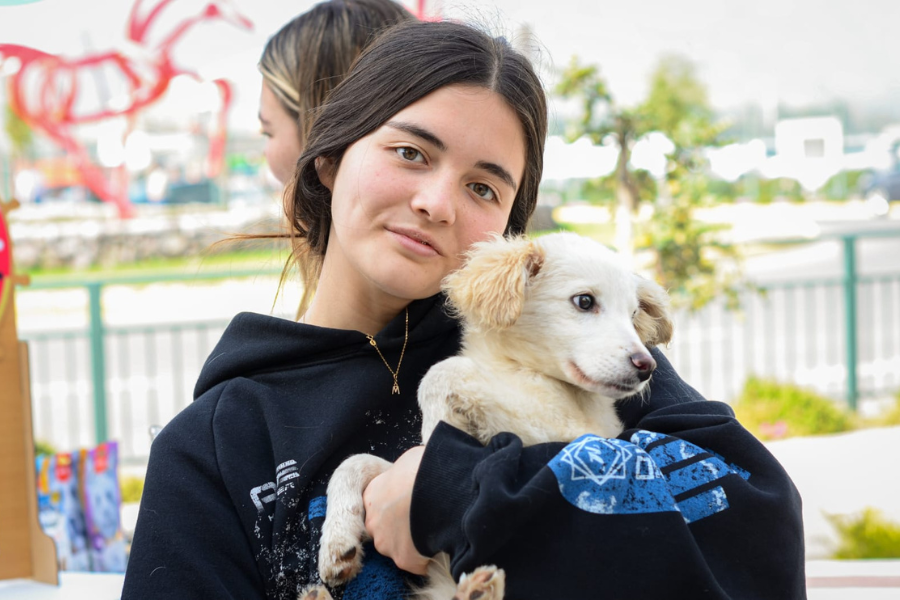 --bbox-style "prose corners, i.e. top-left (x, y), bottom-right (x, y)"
top-left (24, 246), bottom-right (288, 282)
top-left (554, 221), bottom-right (616, 242)
top-left (733, 377), bottom-right (855, 440)
top-left (827, 509), bottom-right (900, 559)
